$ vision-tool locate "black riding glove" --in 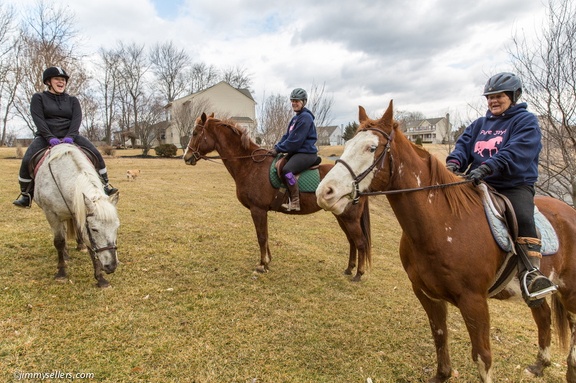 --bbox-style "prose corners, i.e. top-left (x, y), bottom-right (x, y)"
top-left (446, 161), bottom-right (460, 174)
top-left (466, 164), bottom-right (492, 185)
